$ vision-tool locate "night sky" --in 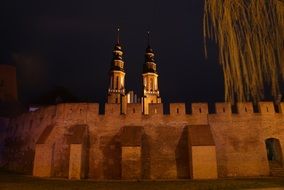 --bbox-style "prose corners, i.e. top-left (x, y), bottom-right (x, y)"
top-left (0, 0), bottom-right (224, 105)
